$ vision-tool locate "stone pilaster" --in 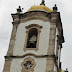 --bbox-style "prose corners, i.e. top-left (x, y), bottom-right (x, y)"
top-left (46, 12), bottom-right (58, 72)
top-left (3, 58), bottom-right (12, 72)
top-left (3, 22), bottom-right (19, 72)
top-left (7, 23), bottom-right (18, 56)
